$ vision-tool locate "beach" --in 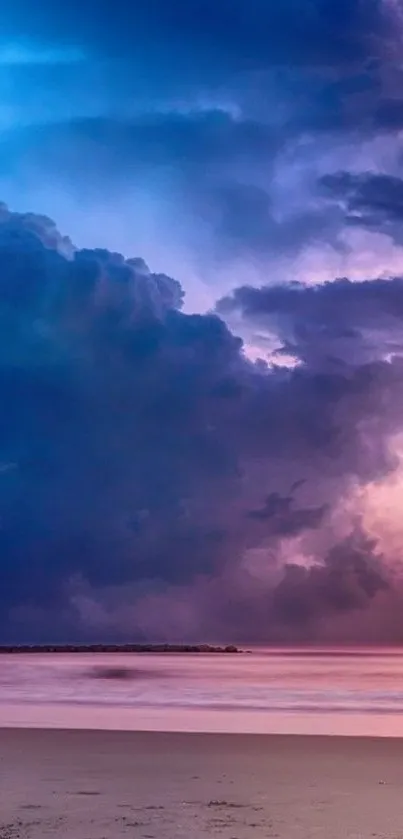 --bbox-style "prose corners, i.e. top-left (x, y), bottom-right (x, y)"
top-left (2, 729), bottom-right (403, 838)
top-left (2, 650), bottom-right (403, 838)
